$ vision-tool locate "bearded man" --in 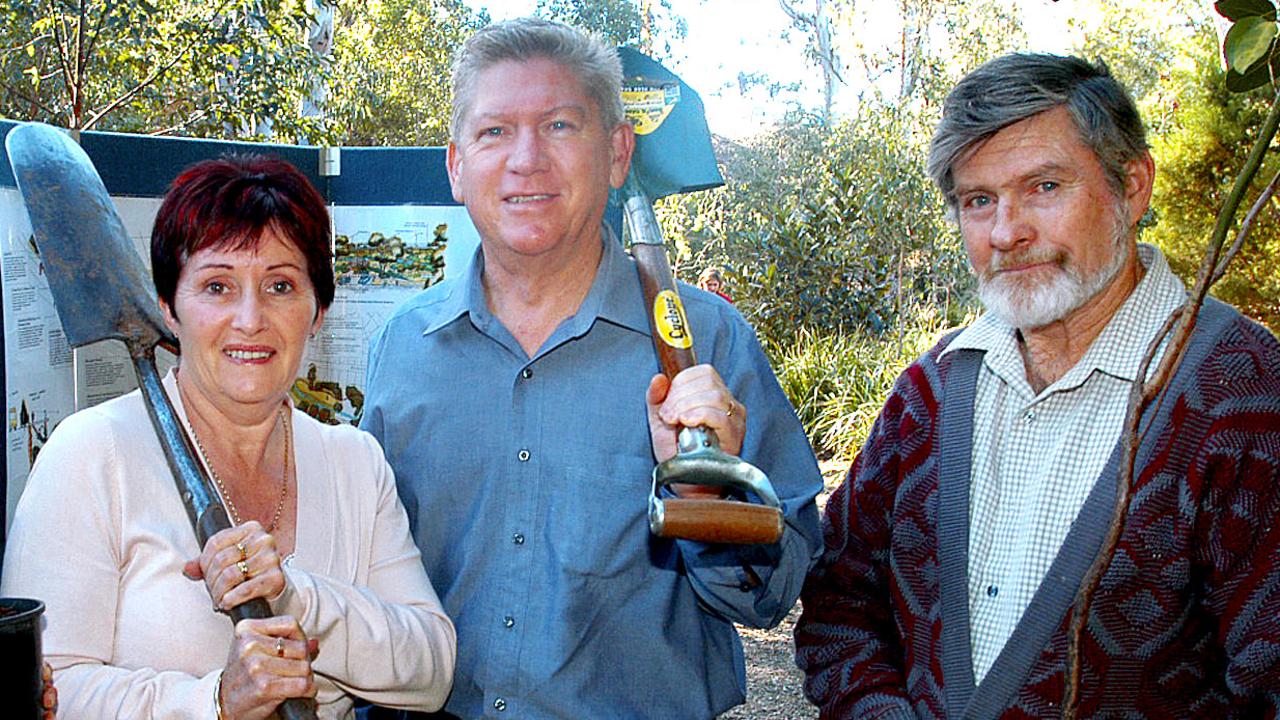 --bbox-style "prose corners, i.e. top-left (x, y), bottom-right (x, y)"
top-left (794, 53), bottom-right (1280, 718)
